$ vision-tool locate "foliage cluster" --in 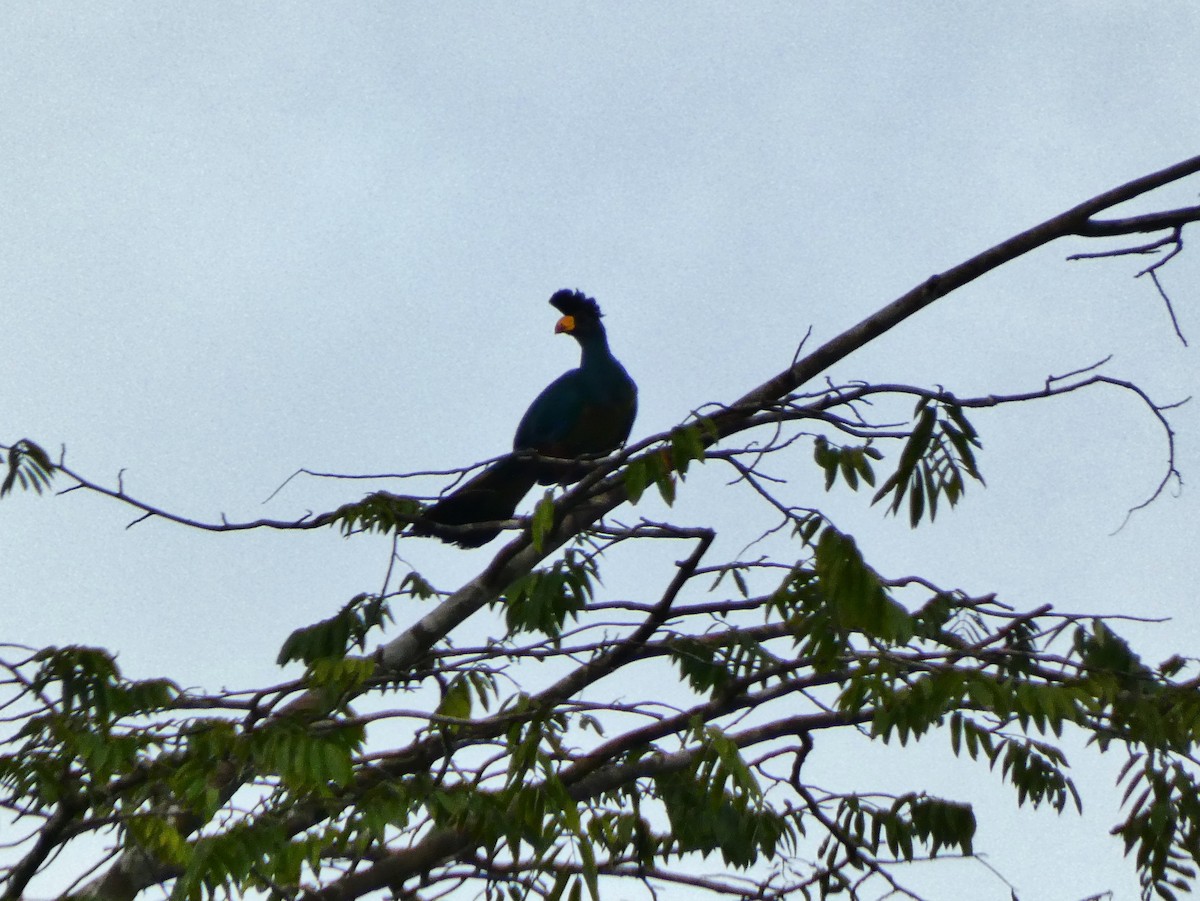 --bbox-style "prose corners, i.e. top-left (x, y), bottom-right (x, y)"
top-left (4, 156), bottom-right (1200, 901)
